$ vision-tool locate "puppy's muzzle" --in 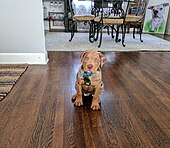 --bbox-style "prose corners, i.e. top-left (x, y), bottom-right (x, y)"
top-left (87, 64), bottom-right (93, 70)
